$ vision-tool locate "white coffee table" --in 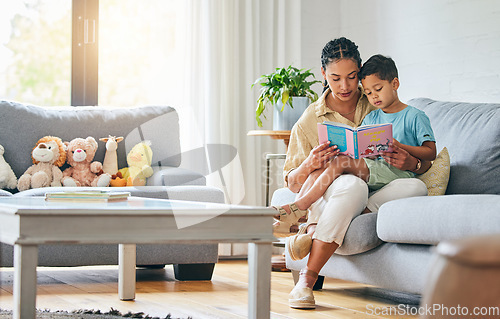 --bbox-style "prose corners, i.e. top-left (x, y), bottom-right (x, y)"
top-left (0, 197), bottom-right (275, 319)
